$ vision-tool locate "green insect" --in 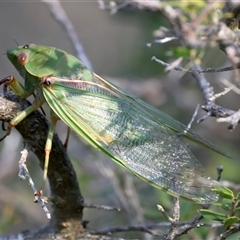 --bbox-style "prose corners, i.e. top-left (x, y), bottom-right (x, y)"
top-left (0, 44), bottom-right (233, 204)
